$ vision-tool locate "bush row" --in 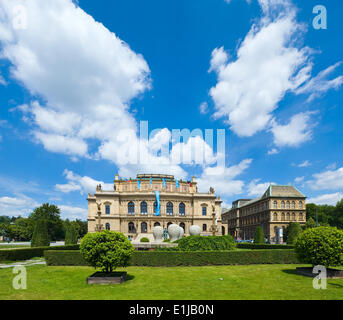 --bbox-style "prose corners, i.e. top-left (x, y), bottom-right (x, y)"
top-left (0, 245), bottom-right (80, 262)
top-left (44, 249), bottom-right (299, 267)
top-left (173, 235), bottom-right (236, 251)
top-left (236, 243), bottom-right (295, 250)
